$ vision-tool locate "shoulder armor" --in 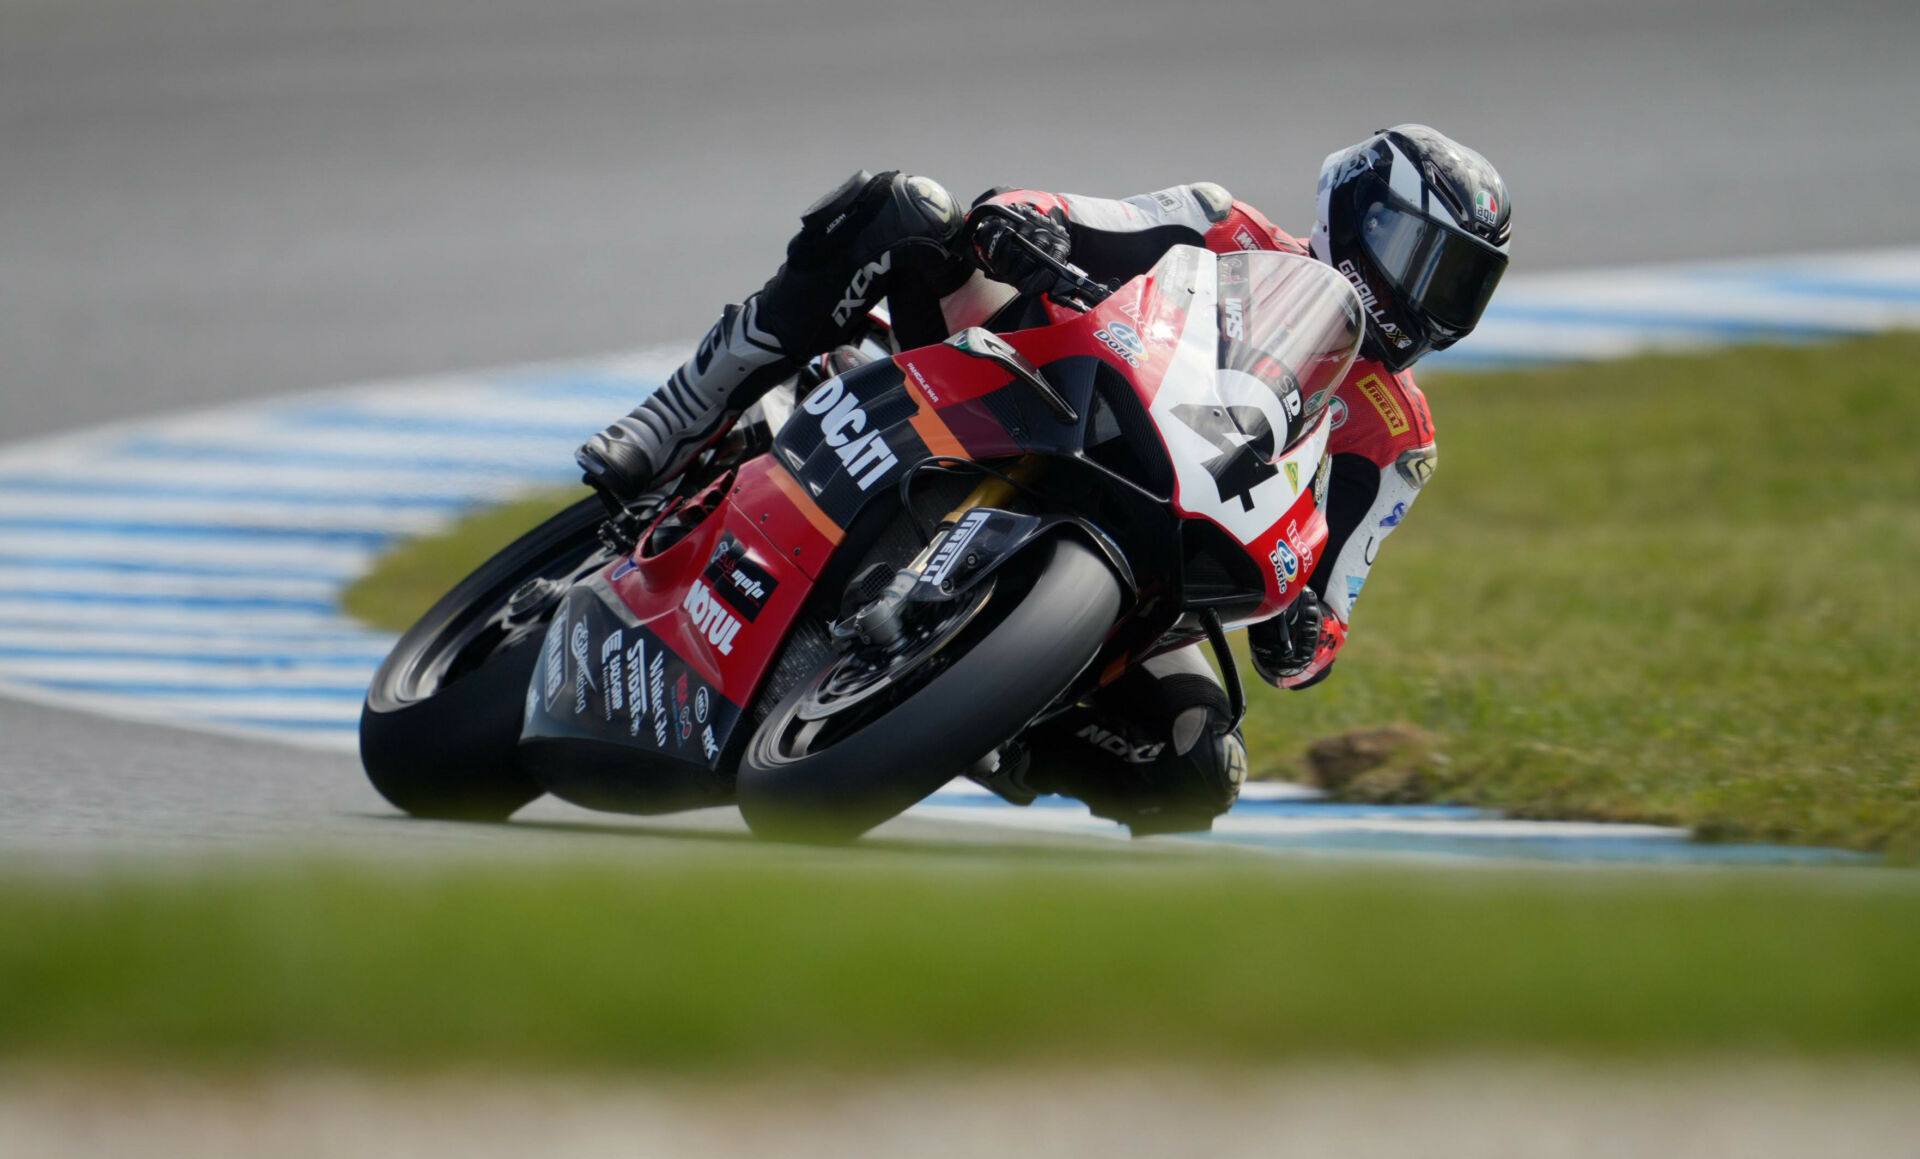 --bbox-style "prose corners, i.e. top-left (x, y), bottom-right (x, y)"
top-left (1190, 182), bottom-right (1234, 222)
